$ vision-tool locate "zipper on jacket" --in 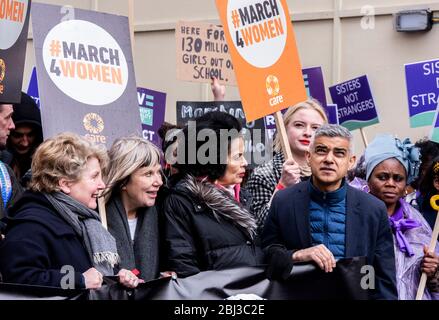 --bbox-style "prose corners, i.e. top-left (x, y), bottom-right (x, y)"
top-left (323, 193), bottom-right (328, 248)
